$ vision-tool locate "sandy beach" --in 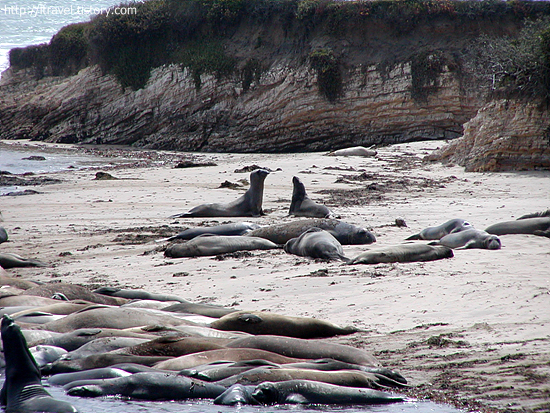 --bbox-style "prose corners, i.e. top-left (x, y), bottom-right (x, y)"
top-left (1, 139), bottom-right (548, 412)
